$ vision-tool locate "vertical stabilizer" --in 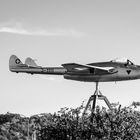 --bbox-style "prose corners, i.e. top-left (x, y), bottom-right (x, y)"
top-left (9, 55), bottom-right (24, 71)
top-left (25, 57), bottom-right (39, 67)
